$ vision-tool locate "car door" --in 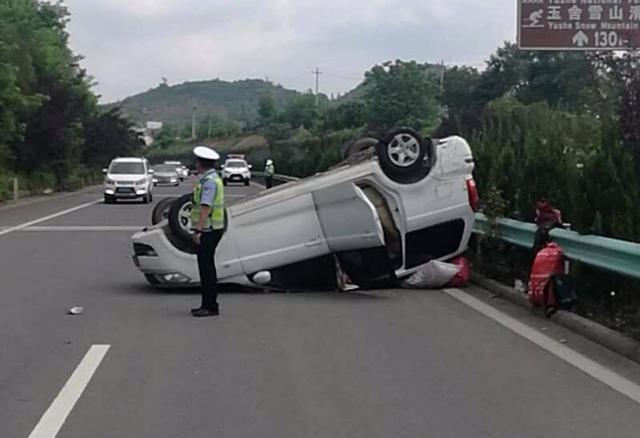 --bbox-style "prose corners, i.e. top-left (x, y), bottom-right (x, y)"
top-left (312, 182), bottom-right (385, 252)
top-left (230, 193), bottom-right (330, 274)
